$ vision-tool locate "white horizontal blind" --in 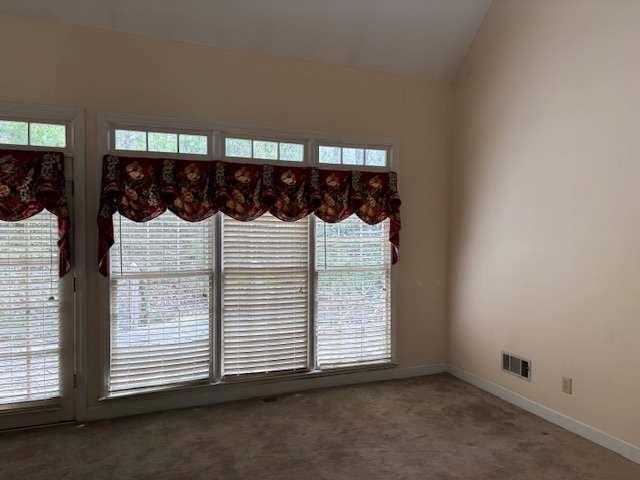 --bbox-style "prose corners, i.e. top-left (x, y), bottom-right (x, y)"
top-left (222, 213), bottom-right (309, 376)
top-left (0, 211), bottom-right (60, 405)
top-left (315, 216), bottom-right (391, 368)
top-left (110, 212), bottom-right (215, 393)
